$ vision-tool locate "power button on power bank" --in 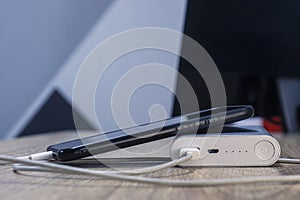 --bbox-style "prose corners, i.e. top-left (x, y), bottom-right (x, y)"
top-left (255, 141), bottom-right (275, 160)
